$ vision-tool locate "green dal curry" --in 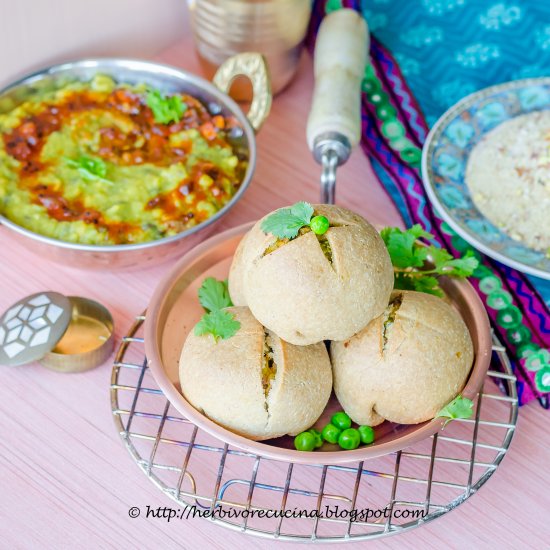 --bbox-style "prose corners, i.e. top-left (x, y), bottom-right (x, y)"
top-left (0, 75), bottom-right (247, 245)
